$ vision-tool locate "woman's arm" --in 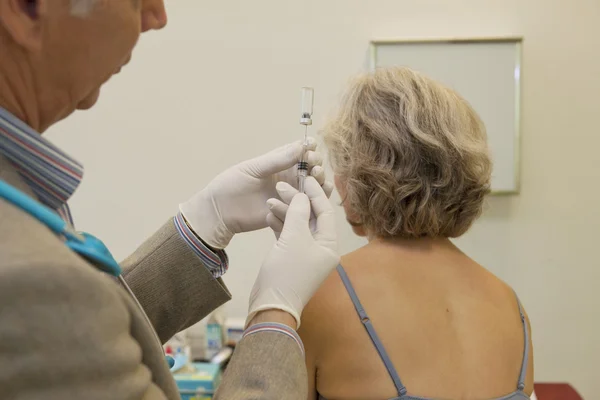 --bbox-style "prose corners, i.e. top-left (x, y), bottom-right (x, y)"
top-left (299, 289), bottom-right (332, 400)
top-left (306, 343), bottom-right (319, 400)
top-left (523, 308), bottom-right (535, 396)
top-left (298, 263), bottom-right (347, 400)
